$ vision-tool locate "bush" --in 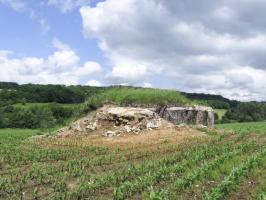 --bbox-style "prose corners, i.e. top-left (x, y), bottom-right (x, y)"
top-left (48, 103), bottom-right (74, 123)
top-left (31, 106), bottom-right (56, 130)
